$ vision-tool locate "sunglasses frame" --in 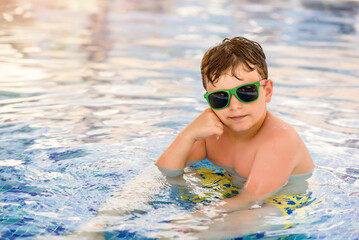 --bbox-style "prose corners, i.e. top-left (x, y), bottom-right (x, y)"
top-left (204, 79), bottom-right (268, 110)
